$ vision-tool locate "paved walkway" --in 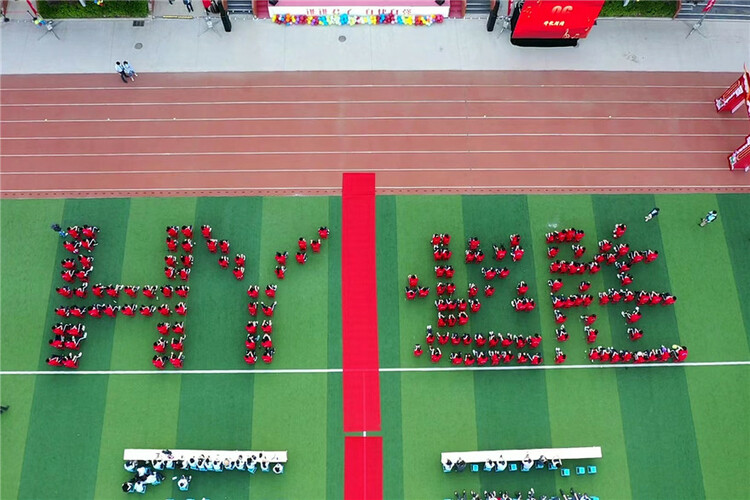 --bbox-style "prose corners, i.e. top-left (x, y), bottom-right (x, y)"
top-left (1, 14), bottom-right (749, 74)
